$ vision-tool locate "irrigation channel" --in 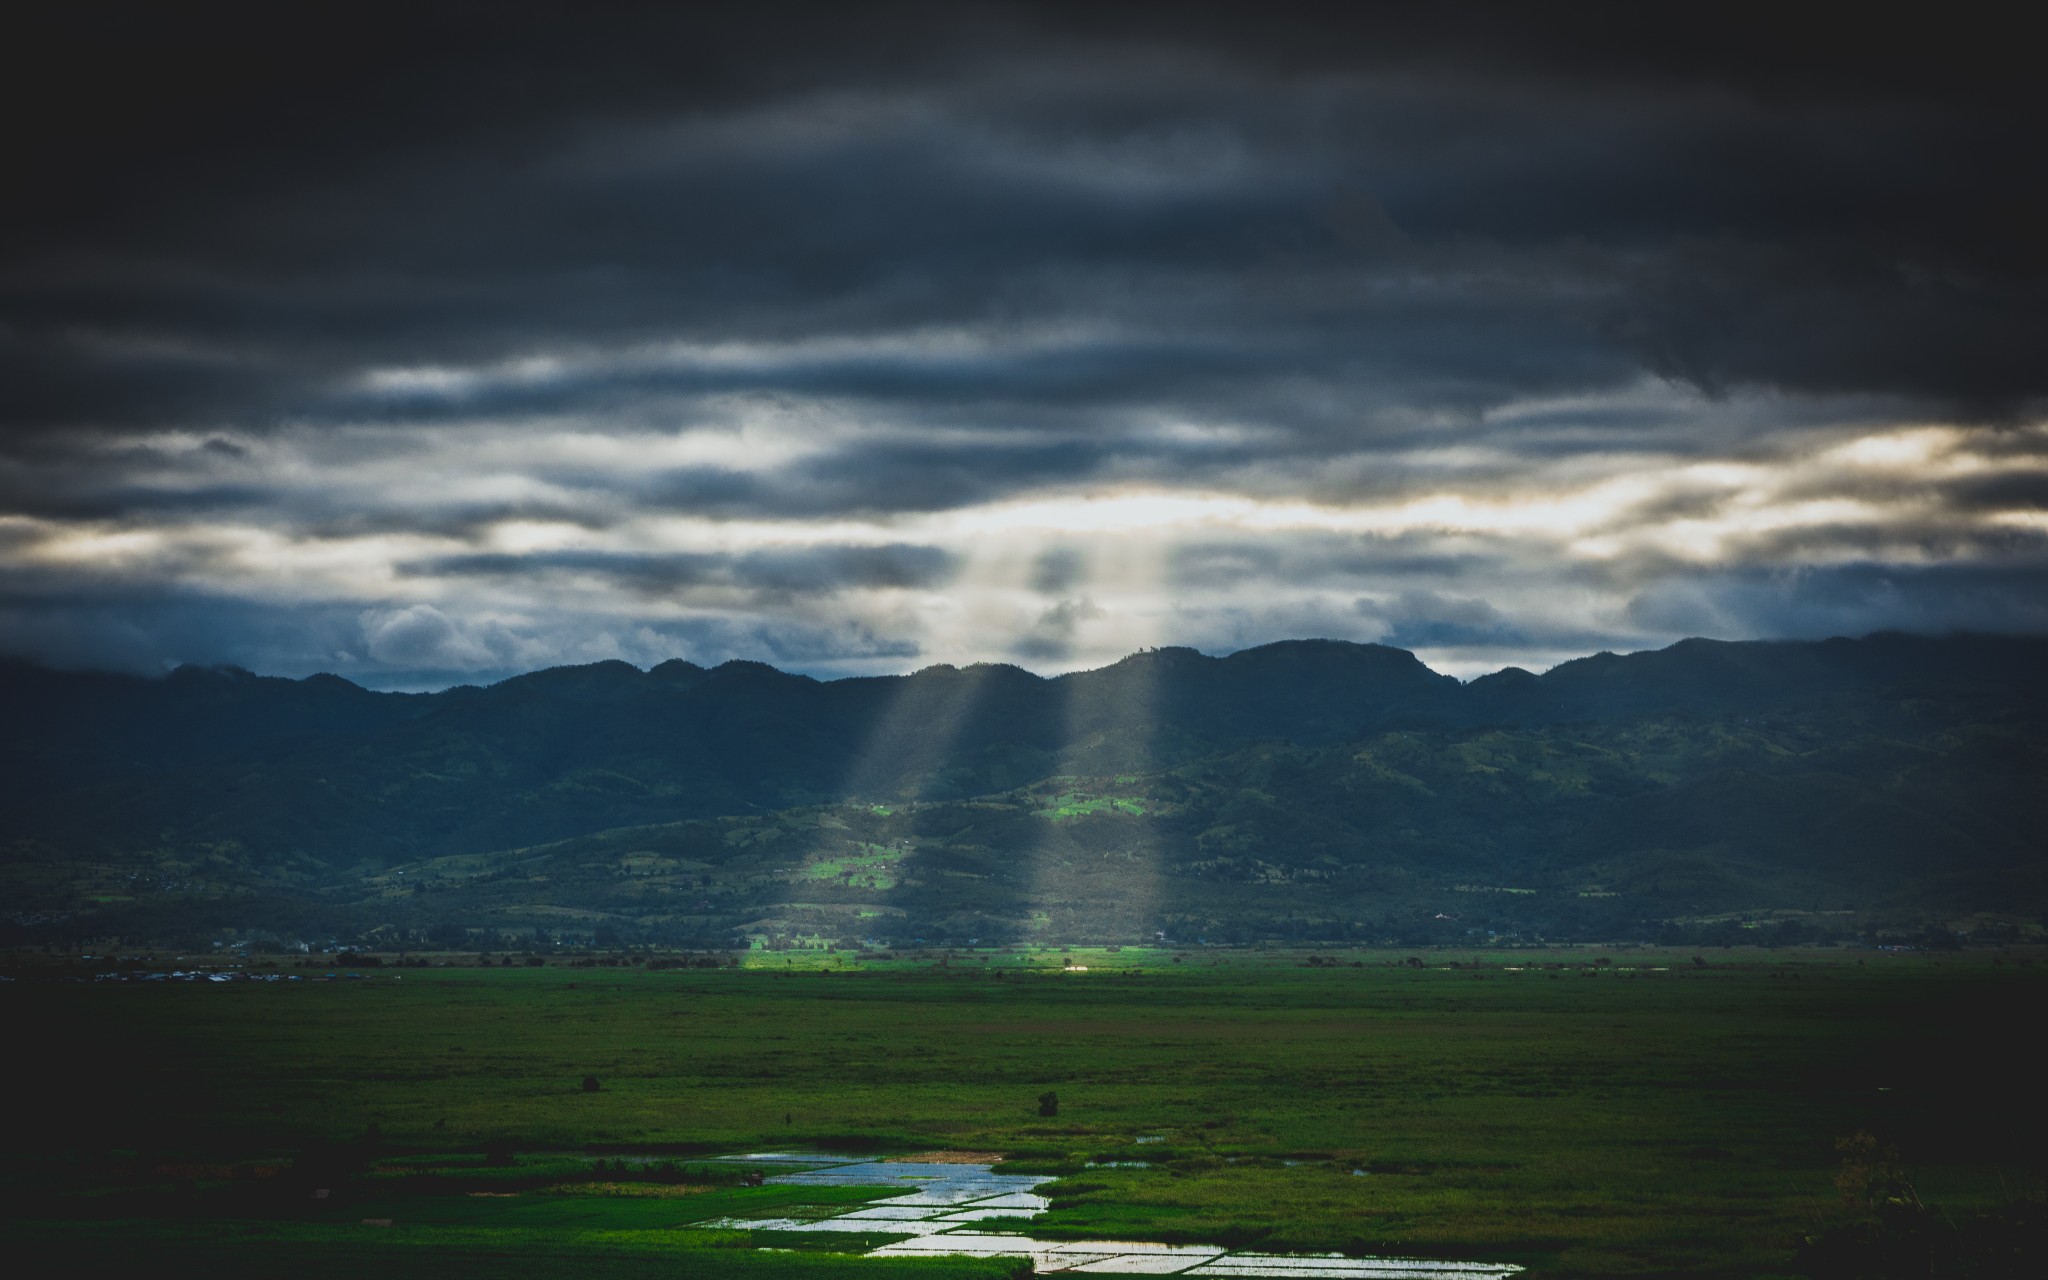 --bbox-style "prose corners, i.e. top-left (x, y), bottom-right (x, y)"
top-left (700, 1154), bottom-right (1525, 1277)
